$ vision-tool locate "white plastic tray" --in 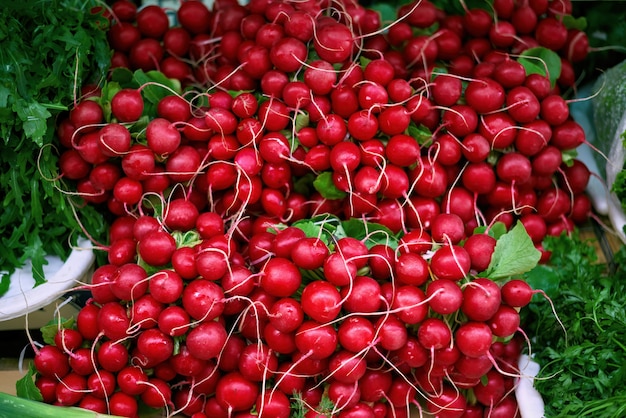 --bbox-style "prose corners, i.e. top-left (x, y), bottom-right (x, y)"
top-left (0, 238), bottom-right (95, 322)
